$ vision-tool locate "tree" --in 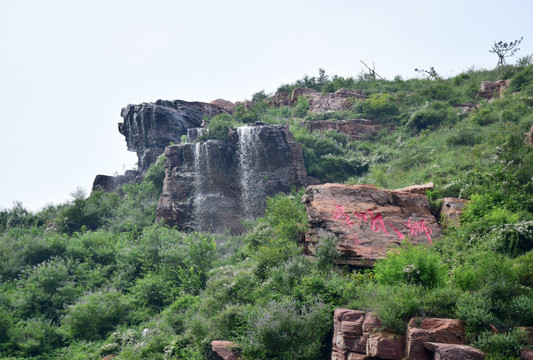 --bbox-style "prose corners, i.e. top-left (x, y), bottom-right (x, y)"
top-left (415, 67), bottom-right (439, 80)
top-left (490, 37), bottom-right (523, 66)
